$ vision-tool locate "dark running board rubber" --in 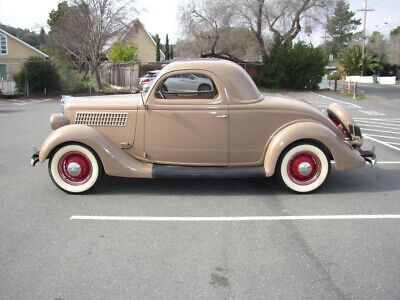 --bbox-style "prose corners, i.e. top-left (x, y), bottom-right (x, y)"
top-left (152, 165), bottom-right (266, 179)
